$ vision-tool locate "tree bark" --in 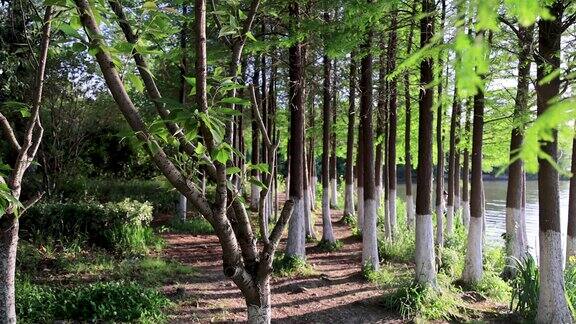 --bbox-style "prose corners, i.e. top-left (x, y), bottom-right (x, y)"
top-left (387, 15), bottom-right (398, 240)
top-left (567, 131), bottom-right (576, 262)
top-left (415, 0), bottom-right (436, 286)
top-left (322, 21), bottom-right (336, 242)
top-left (404, 8), bottom-right (416, 228)
top-left (435, 0), bottom-right (446, 249)
top-left (375, 35), bottom-right (388, 238)
top-left (330, 58), bottom-right (339, 209)
top-left (360, 27), bottom-right (379, 271)
top-left (344, 51), bottom-right (357, 219)
top-left (503, 24), bottom-right (533, 279)
top-left (285, 2), bottom-right (306, 259)
top-left (251, 58), bottom-right (262, 210)
top-left (461, 99), bottom-right (471, 228)
top-left (535, 2), bottom-right (572, 321)
top-left (177, 3), bottom-right (189, 222)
